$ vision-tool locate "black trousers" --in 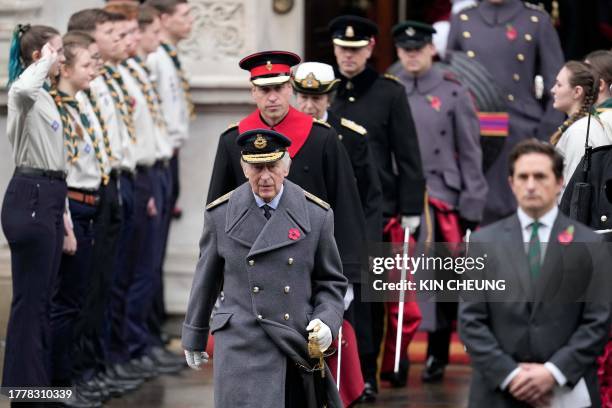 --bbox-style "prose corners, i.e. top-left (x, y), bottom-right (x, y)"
top-left (50, 199), bottom-right (97, 385)
top-left (1, 174), bottom-right (67, 387)
top-left (72, 174), bottom-right (122, 379)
